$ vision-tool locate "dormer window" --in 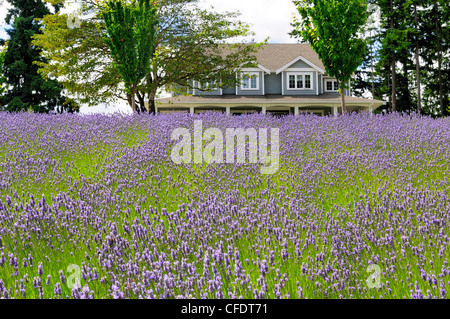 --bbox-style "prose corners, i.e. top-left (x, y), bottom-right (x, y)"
top-left (287, 72), bottom-right (313, 90)
top-left (241, 72), bottom-right (259, 90)
top-left (325, 80), bottom-right (339, 92)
